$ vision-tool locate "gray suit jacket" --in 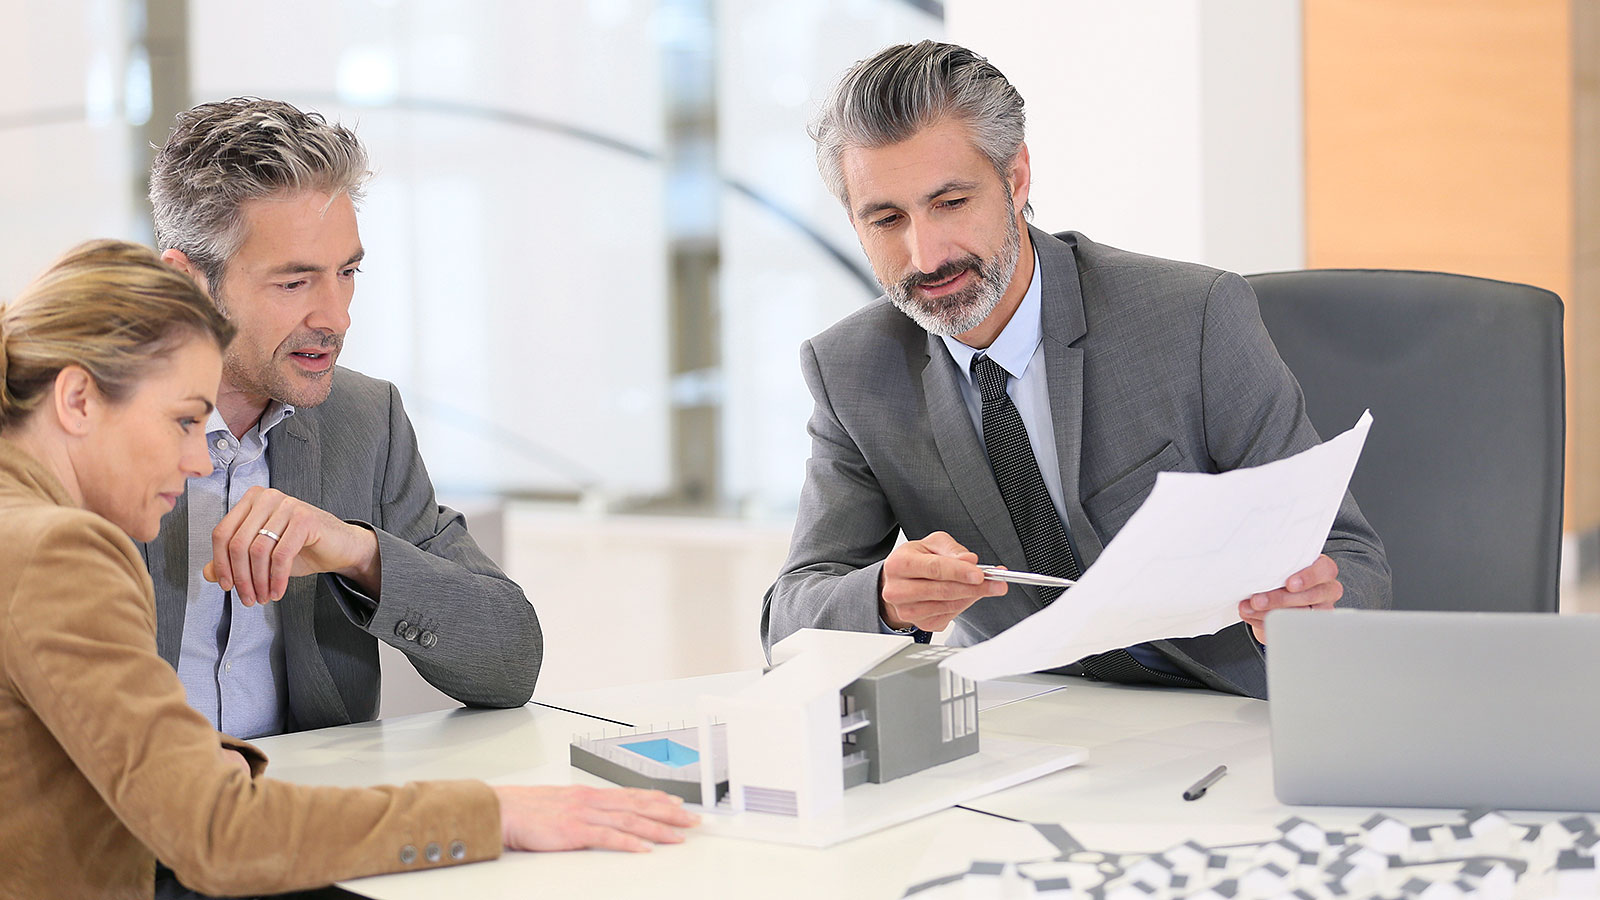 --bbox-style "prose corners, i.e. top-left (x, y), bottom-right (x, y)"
top-left (141, 367), bottom-right (541, 732)
top-left (762, 228), bottom-right (1390, 698)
